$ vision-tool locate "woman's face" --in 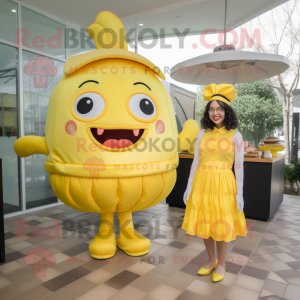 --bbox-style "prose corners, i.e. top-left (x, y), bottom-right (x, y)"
top-left (208, 100), bottom-right (225, 126)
